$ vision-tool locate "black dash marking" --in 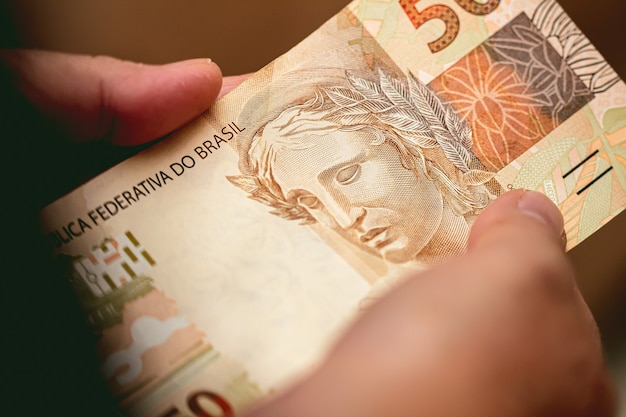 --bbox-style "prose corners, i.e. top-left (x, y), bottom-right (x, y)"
top-left (576, 166), bottom-right (613, 195)
top-left (562, 149), bottom-right (599, 179)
